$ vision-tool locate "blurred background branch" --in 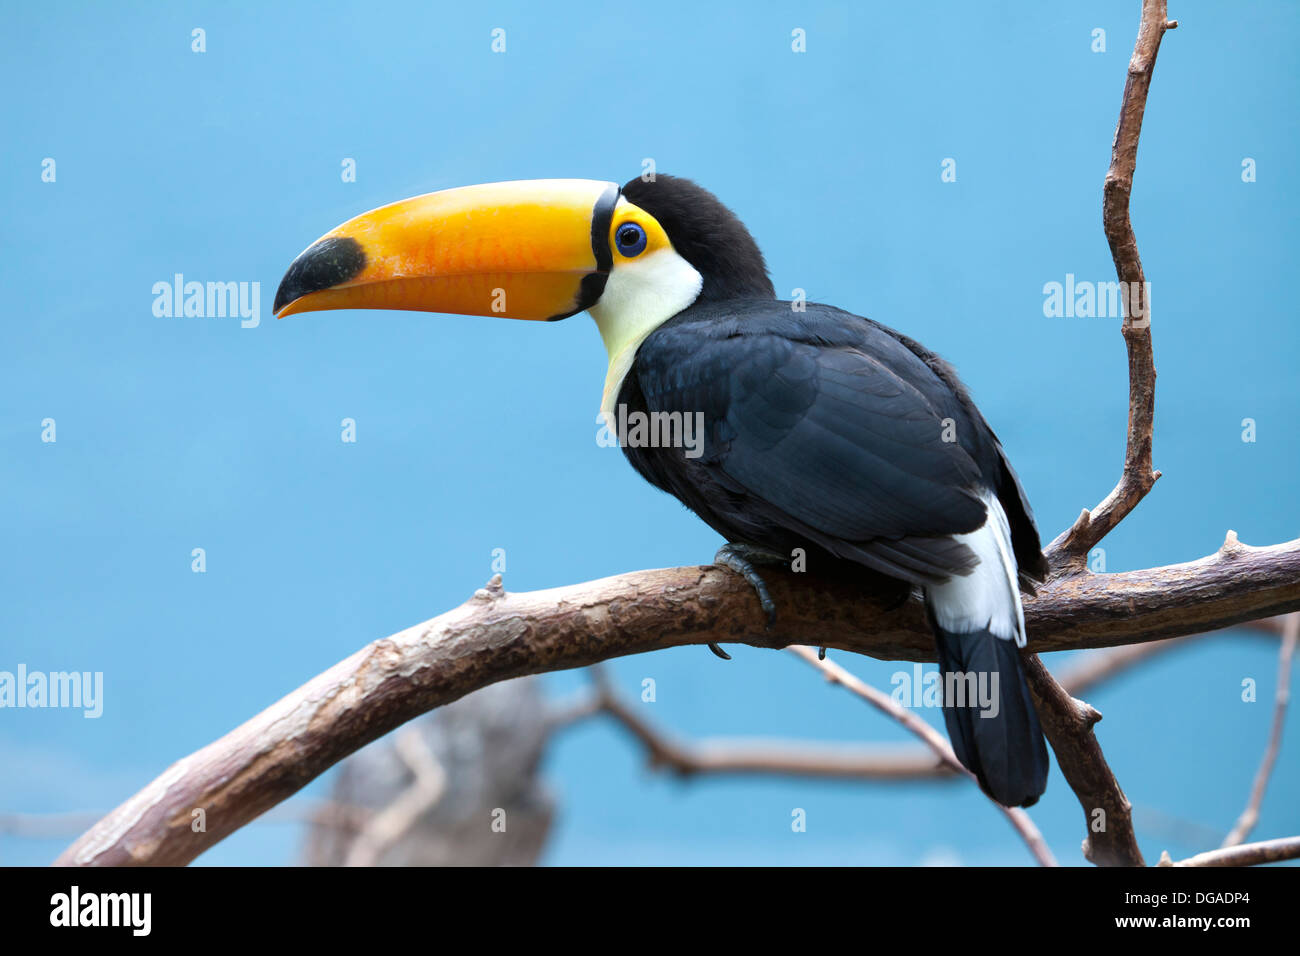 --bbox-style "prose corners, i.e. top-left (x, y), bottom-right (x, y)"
top-left (12, 616), bottom-right (1293, 867)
